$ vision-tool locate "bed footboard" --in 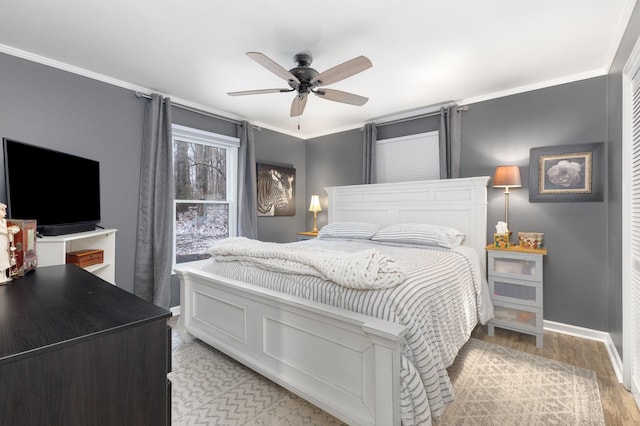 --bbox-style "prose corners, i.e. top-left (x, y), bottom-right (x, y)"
top-left (175, 266), bottom-right (408, 426)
